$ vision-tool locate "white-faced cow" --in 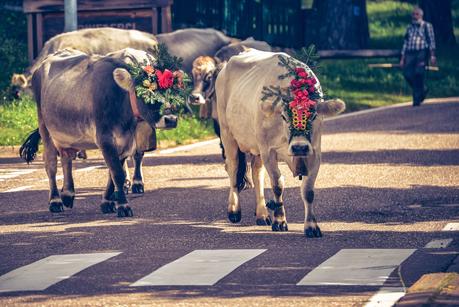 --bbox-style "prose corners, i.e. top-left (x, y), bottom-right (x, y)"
top-left (21, 48), bottom-right (178, 217)
top-left (216, 49), bottom-right (345, 237)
